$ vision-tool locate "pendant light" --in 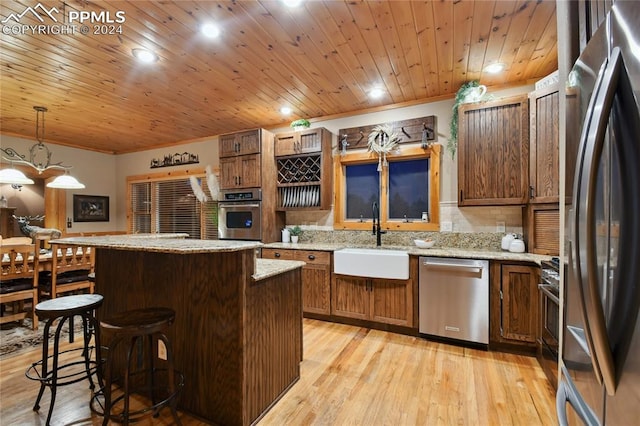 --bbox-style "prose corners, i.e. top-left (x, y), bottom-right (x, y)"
top-left (0, 106), bottom-right (85, 189)
top-left (47, 171), bottom-right (85, 189)
top-left (0, 167), bottom-right (35, 185)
